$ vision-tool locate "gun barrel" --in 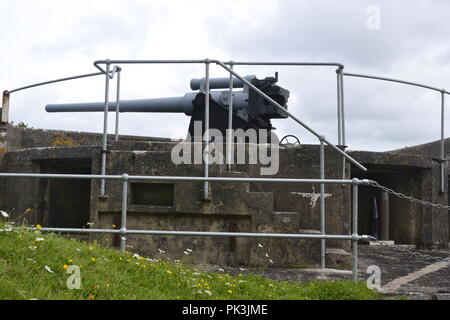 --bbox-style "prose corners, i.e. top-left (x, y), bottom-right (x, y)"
top-left (45, 94), bottom-right (196, 115)
top-left (190, 75), bottom-right (255, 90)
